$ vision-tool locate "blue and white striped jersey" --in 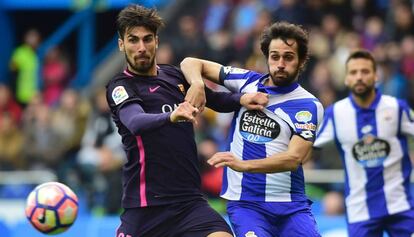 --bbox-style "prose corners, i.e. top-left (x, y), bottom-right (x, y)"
top-left (314, 91), bottom-right (414, 223)
top-left (219, 66), bottom-right (324, 202)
